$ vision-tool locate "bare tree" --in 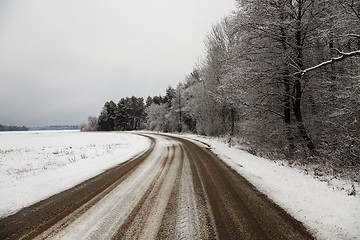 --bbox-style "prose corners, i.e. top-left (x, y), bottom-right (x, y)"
top-left (294, 0), bottom-right (360, 75)
top-left (80, 116), bottom-right (98, 132)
